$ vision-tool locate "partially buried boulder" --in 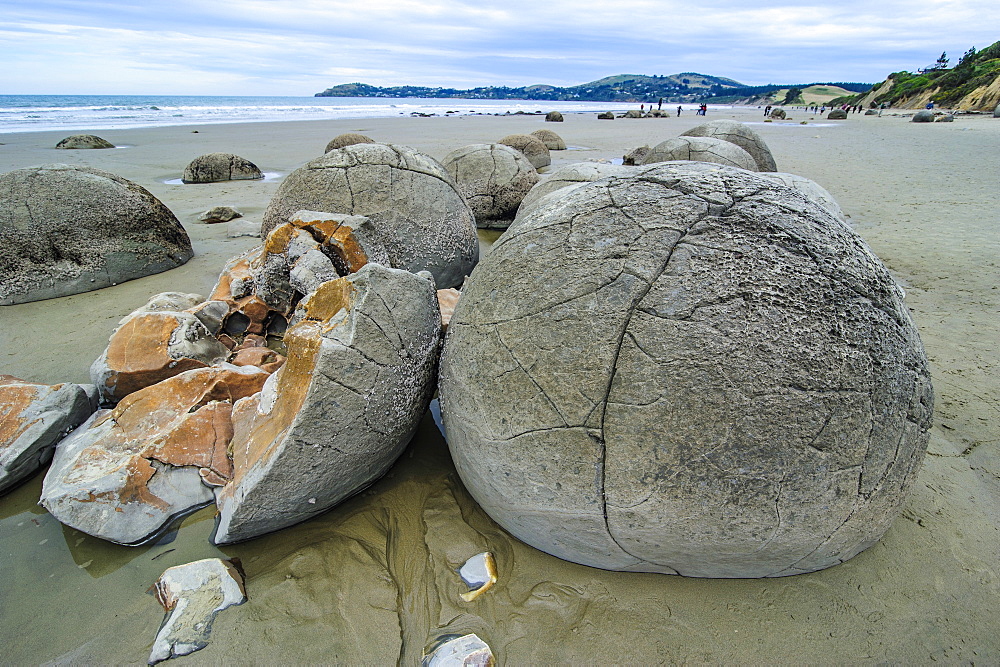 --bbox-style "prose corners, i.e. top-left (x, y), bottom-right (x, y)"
top-left (213, 262), bottom-right (441, 544)
top-left (912, 110), bottom-right (936, 123)
top-left (55, 134), bottom-right (114, 149)
top-left (530, 129), bottom-right (567, 150)
top-left (325, 133), bottom-right (375, 153)
top-left (0, 376), bottom-right (95, 494)
top-left (680, 119), bottom-right (777, 171)
top-left (623, 145), bottom-right (651, 166)
top-left (545, 111), bottom-right (564, 122)
top-left (827, 109), bottom-right (848, 120)
top-left (597, 112), bottom-right (615, 120)
top-left (260, 143), bottom-right (478, 288)
top-left (639, 136), bottom-right (758, 170)
top-left (769, 108), bottom-right (787, 119)
top-left (0, 164), bottom-right (193, 305)
top-left (441, 143), bottom-right (539, 229)
top-left (498, 134), bottom-right (551, 170)
top-left (438, 161), bottom-right (933, 578)
top-left (182, 153), bottom-right (263, 183)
